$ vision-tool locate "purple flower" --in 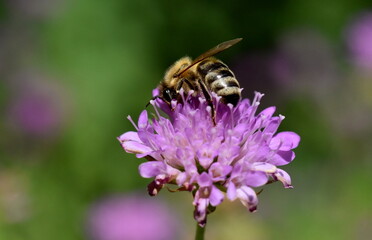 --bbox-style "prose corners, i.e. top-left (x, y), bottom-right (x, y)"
top-left (8, 94), bottom-right (61, 136)
top-left (6, 72), bottom-right (69, 138)
top-left (86, 194), bottom-right (180, 240)
top-left (118, 90), bottom-right (300, 226)
top-left (345, 12), bottom-right (372, 69)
